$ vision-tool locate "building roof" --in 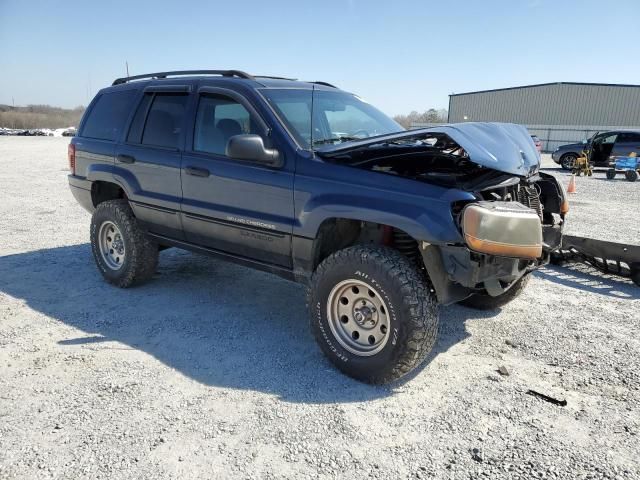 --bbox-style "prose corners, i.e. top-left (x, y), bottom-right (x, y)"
top-left (450, 82), bottom-right (640, 97)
